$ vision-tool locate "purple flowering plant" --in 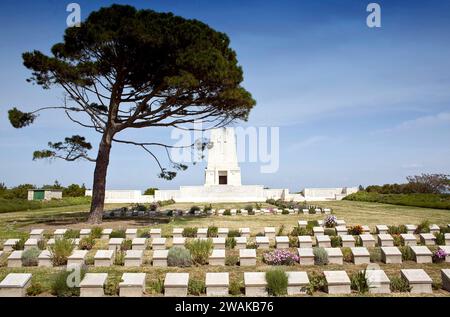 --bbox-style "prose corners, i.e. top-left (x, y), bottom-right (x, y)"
top-left (324, 215), bottom-right (337, 228)
top-left (263, 249), bottom-right (299, 265)
top-left (432, 249), bottom-right (447, 263)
